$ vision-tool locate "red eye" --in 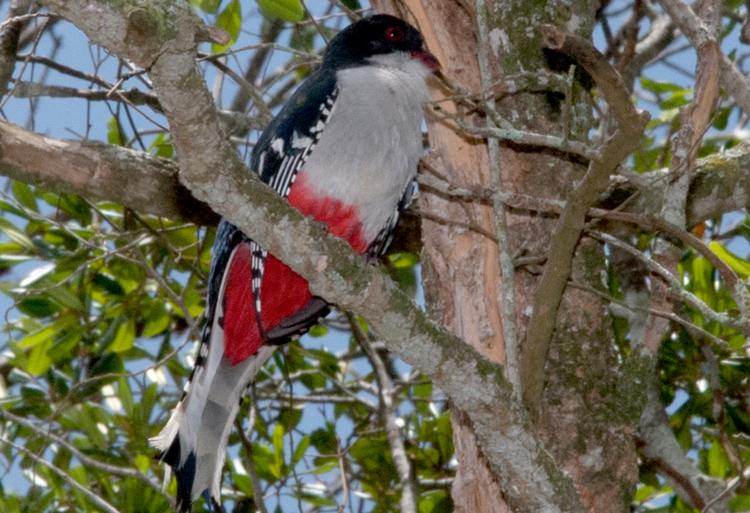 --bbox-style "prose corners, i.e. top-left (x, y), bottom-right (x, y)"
top-left (385, 26), bottom-right (403, 41)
